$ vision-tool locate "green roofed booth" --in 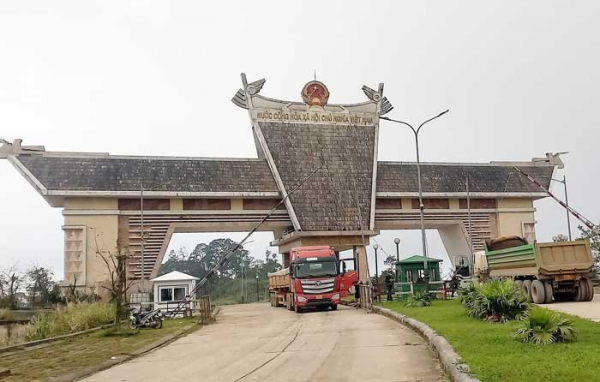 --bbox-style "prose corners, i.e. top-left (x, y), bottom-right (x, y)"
top-left (395, 255), bottom-right (443, 299)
